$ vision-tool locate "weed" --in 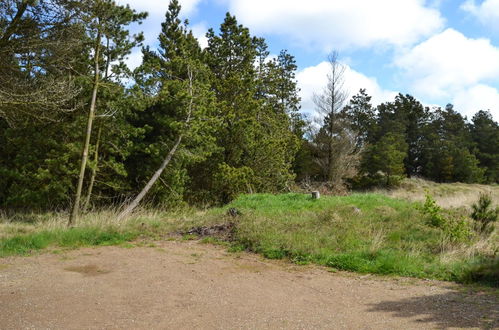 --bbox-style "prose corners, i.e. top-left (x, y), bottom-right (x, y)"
top-left (421, 193), bottom-right (473, 242)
